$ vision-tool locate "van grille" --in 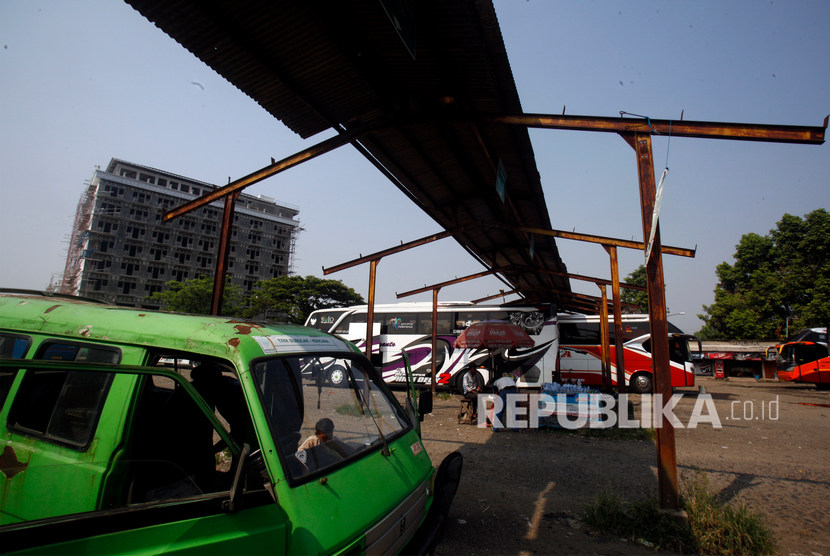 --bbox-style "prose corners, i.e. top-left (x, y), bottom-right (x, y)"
top-left (363, 479), bottom-right (428, 554)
